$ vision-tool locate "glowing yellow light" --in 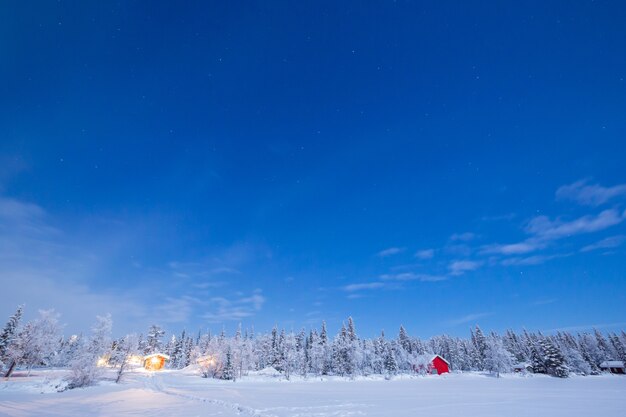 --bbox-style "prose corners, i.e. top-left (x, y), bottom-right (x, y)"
top-left (197, 355), bottom-right (216, 367)
top-left (96, 357), bottom-right (108, 367)
top-left (150, 356), bottom-right (160, 364)
top-left (127, 355), bottom-right (143, 366)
